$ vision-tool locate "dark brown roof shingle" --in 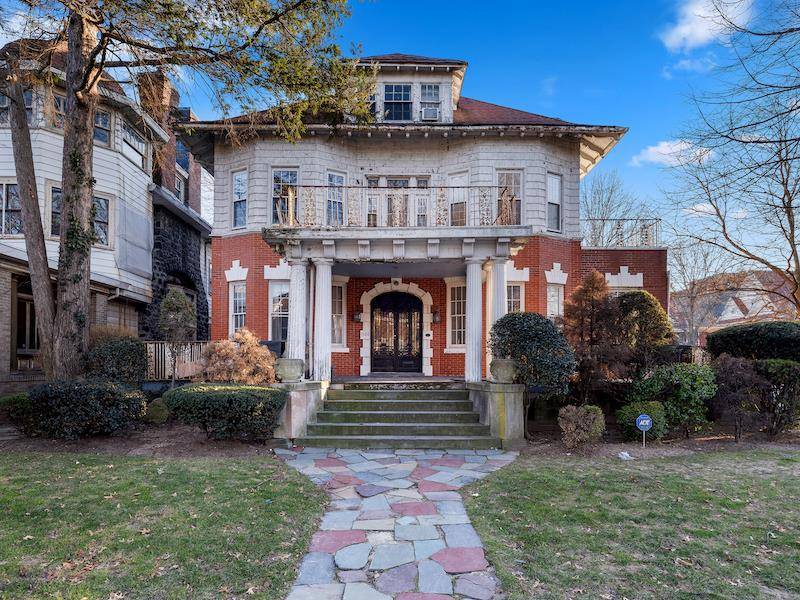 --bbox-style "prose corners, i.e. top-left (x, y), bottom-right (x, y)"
top-left (454, 97), bottom-right (572, 126)
top-left (360, 53), bottom-right (467, 66)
